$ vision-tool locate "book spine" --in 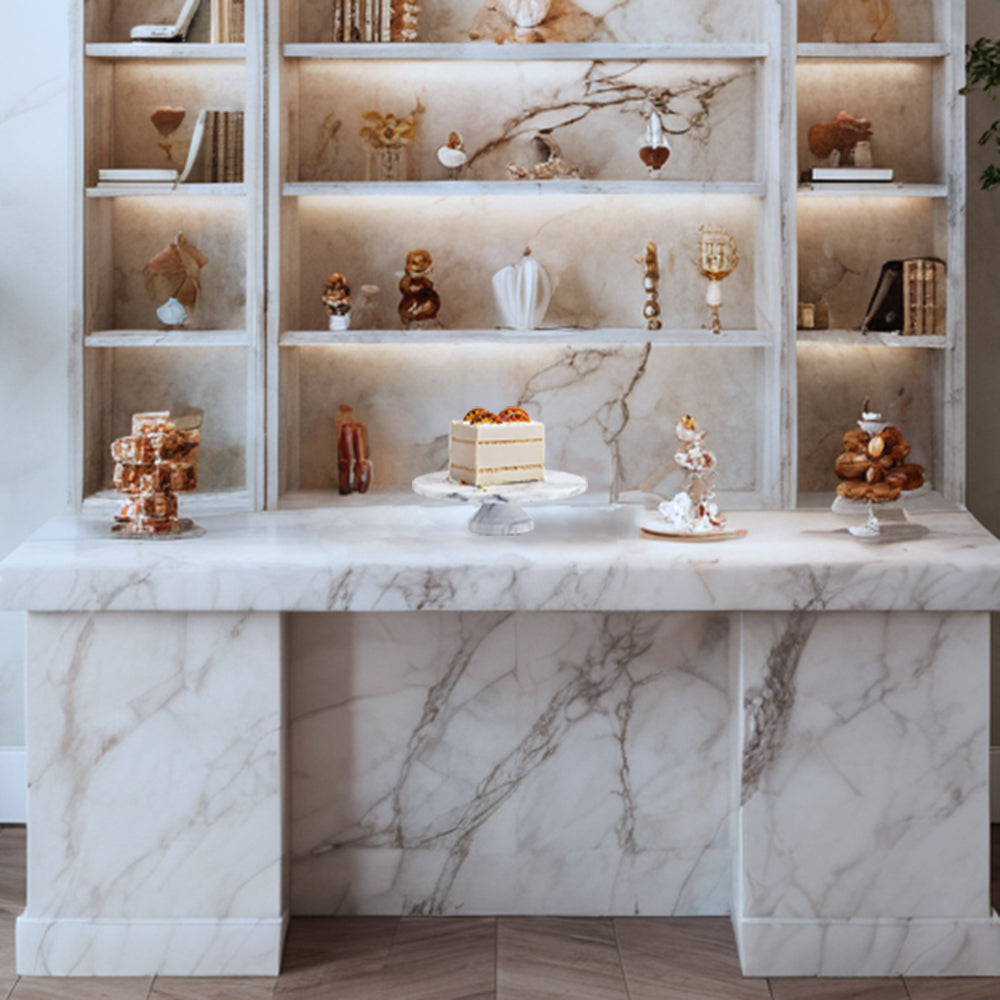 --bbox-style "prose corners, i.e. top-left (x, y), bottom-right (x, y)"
top-left (333, 0), bottom-right (342, 41)
top-left (902, 260), bottom-right (916, 335)
top-left (934, 260), bottom-right (947, 336)
top-left (210, 111), bottom-right (222, 183)
top-left (230, 0), bottom-right (245, 42)
top-left (381, 0), bottom-right (391, 41)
